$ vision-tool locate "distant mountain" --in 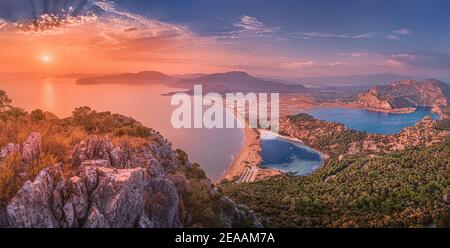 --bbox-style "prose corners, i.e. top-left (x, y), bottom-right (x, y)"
top-left (58, 73), bottom-right (100, 79)
top-left (292, 73), bottom-right (424, 87)
top-left (172, 71), bottom-right (306, 94)
top-left (76, 71), bottom-right (177, 85)
top-left (356, 79), bottom-right (450, 111)
top-left (172, 73), bottom-right (208, 80)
